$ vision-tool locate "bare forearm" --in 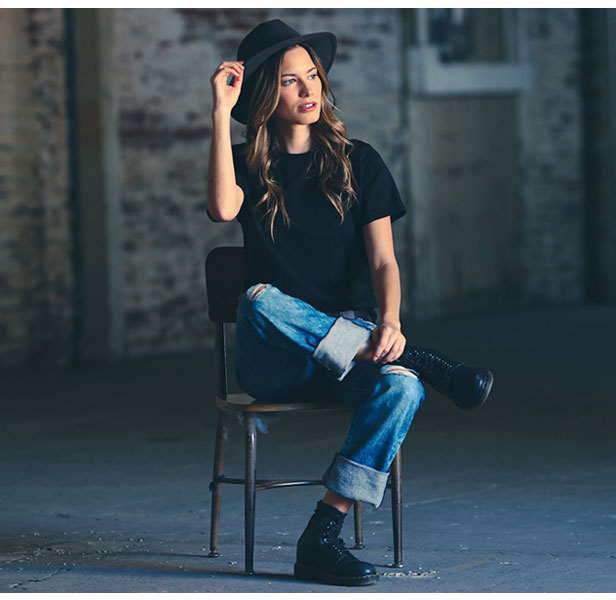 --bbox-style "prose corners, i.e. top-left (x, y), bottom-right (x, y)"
top-left (207, 109), bottom-right (241, 221)
top-left (363, 218), bottom-right (405, 362)
top-left (370, 261), bottom-right (401, 328)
